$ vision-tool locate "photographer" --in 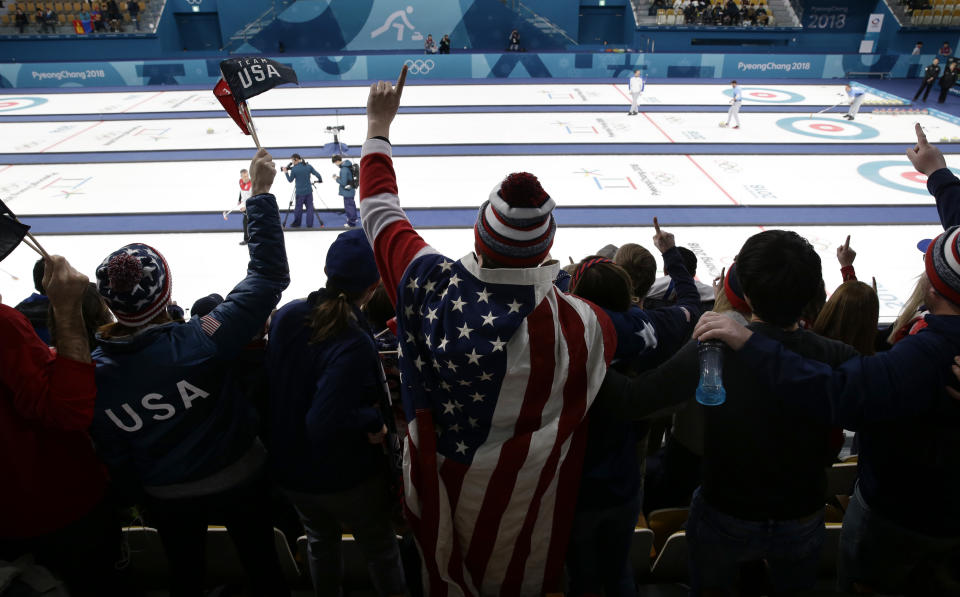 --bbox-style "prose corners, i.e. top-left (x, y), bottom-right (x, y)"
top-left (281, 154), bottom-right (323, 229)
top-left (332, 155), bottom-right (358, 228)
